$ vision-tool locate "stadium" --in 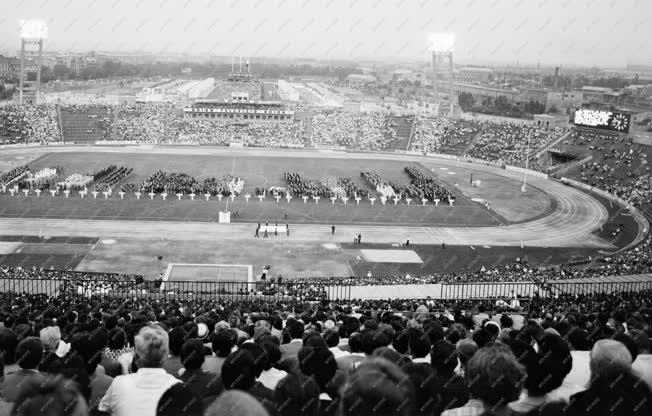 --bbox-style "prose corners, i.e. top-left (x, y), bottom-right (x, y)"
top-left (1, 5), bottom-right (652, 416)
